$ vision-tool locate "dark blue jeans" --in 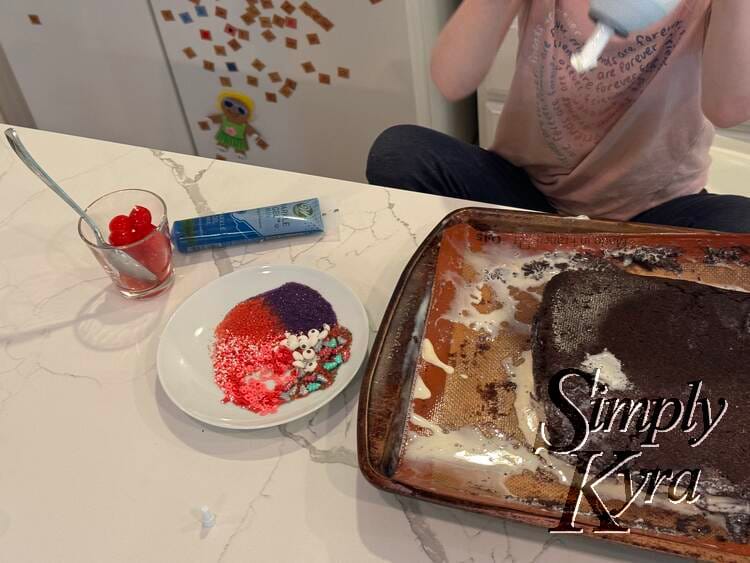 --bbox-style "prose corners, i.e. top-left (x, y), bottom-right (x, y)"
top-left (366, 125), bottom-right (750, 233)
